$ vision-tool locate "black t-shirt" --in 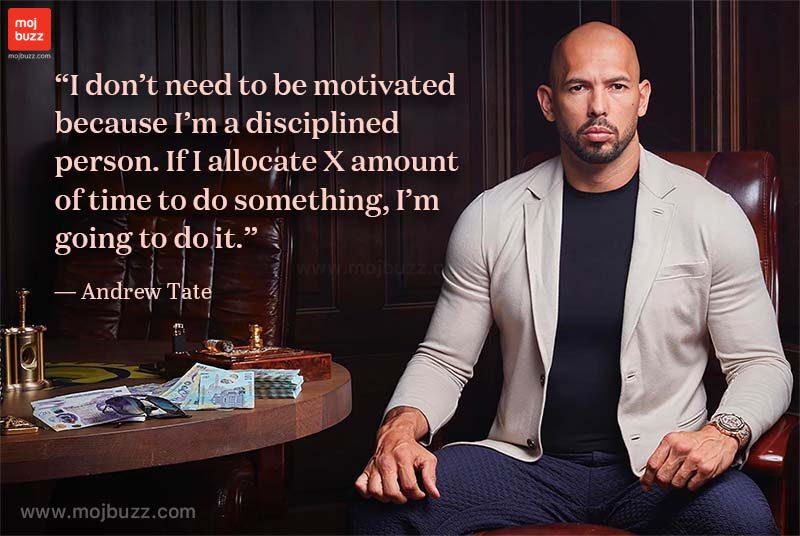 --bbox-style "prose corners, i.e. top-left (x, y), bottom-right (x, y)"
top-left (540, 171), bottom-right (639, 454)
